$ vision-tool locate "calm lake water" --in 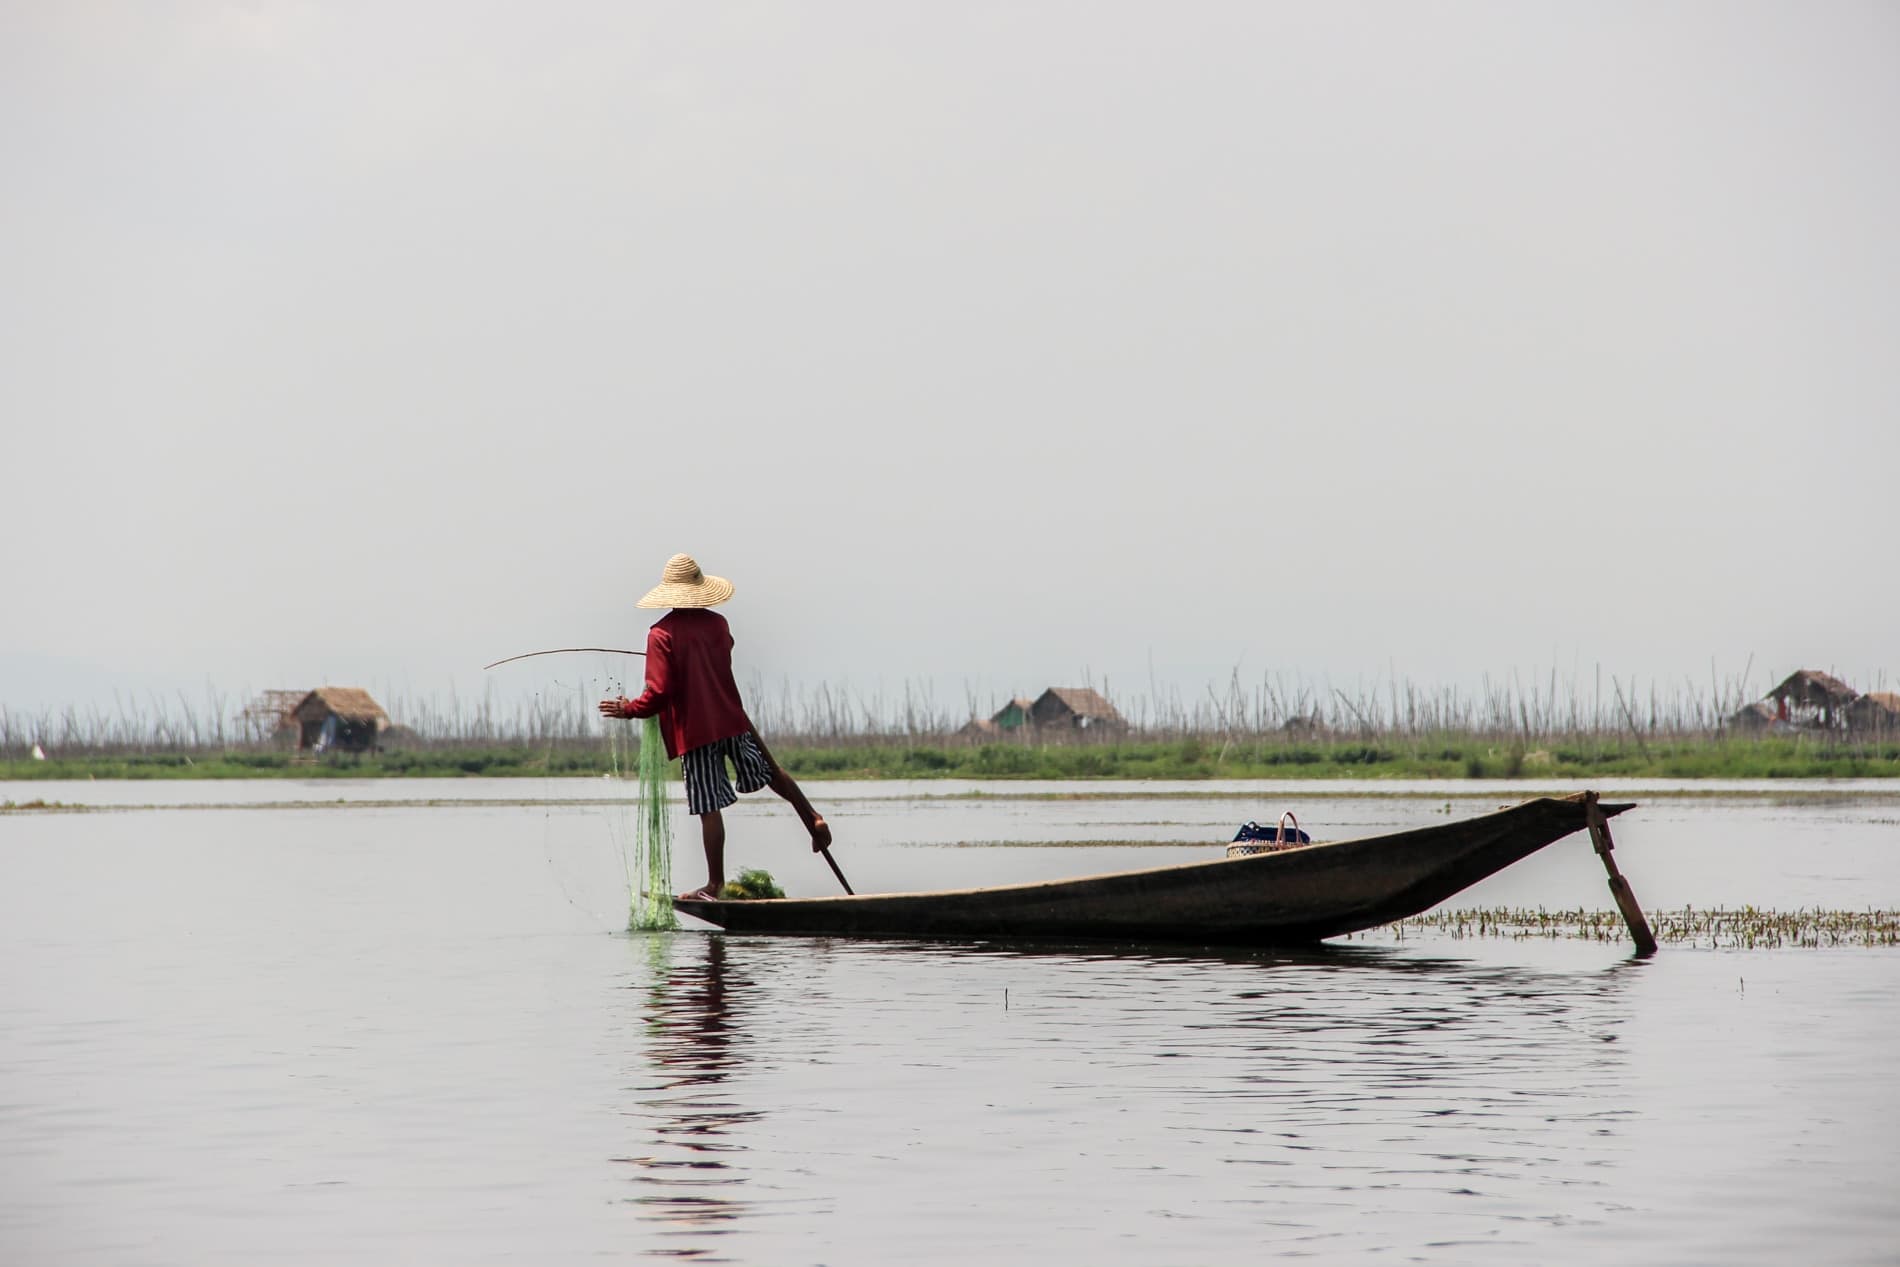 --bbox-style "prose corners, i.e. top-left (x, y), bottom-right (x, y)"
top-left (3, 778), bottom-right (1898, 1264)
